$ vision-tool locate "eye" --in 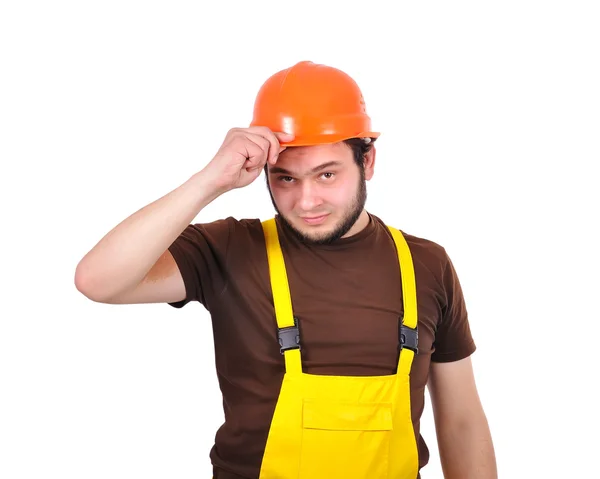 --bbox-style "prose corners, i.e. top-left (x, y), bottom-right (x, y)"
top-left (321, 172), bottom-right (335, 179)
top-left (277, 176), bottom-right (294, 183)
